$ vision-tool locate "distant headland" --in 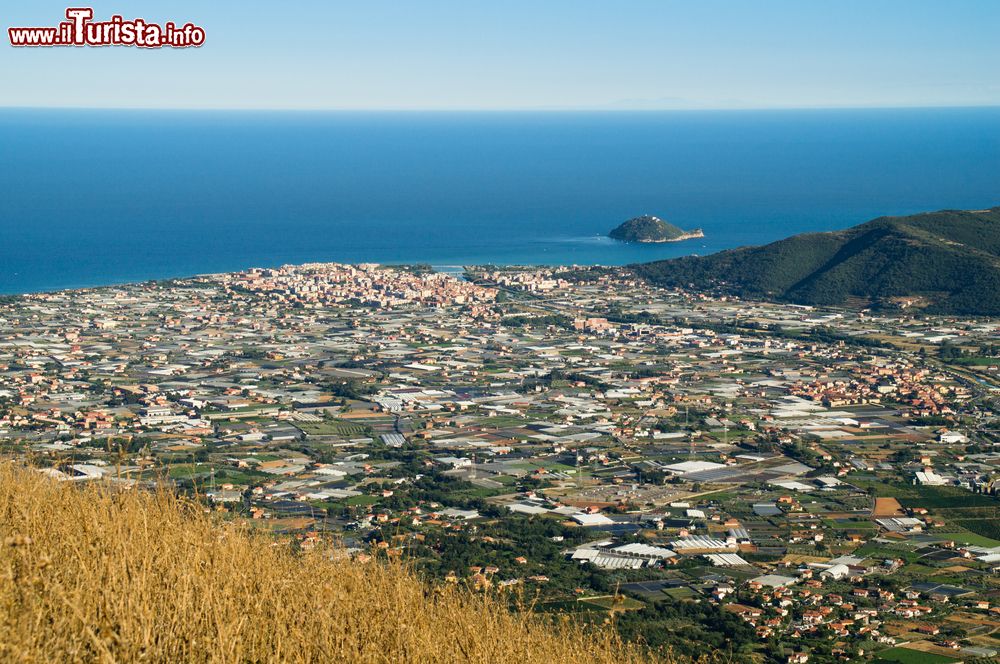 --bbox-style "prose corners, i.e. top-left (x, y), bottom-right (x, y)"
top-left (633, 206), bottom-right (1000, 316)
top-left (608, 215), bottom-right (704, 243)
